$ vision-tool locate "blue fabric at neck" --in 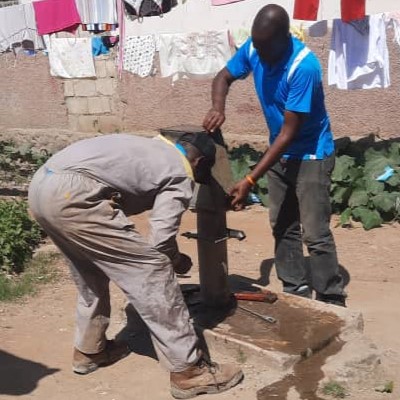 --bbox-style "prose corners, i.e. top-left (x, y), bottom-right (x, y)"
top-left (175, 143), bottom-right (187, 156)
